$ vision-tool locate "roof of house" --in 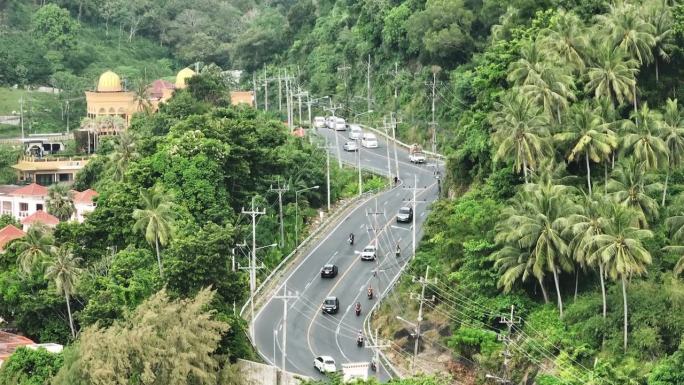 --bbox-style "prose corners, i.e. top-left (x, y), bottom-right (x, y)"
top-left (148, 79), bottom-right (175, 99)
top-left (0, 225), bottom-right (25, 251)
top-left (12, 157), bottom-right (89, 172)
top-left (0, 331), bottom-right (35, 363)
top-left (0, 185), bottom-right (20, 195)
top-left (10, 183), bottom-right (48, 197)
top-left (73, 189), bottom-right (98, 204)
top-left (21, 211), bottom-right (59, 226)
